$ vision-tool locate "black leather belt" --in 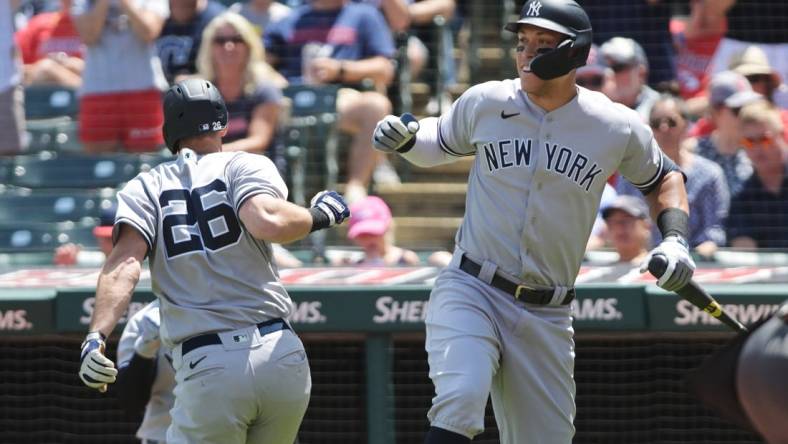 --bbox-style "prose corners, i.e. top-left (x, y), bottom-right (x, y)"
top-left (459, 255), bottom-right (575, 305)
top-left (180, 318), bottom-right (290, 356)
